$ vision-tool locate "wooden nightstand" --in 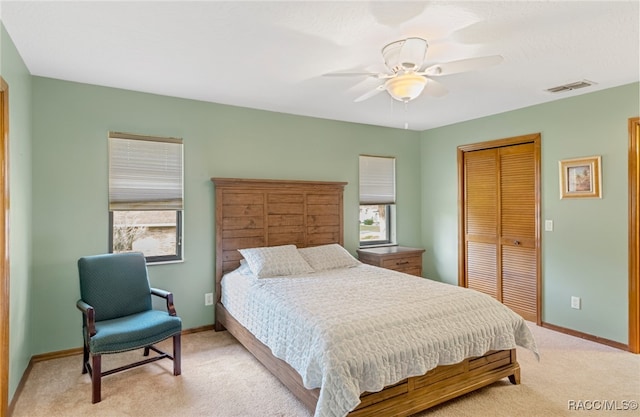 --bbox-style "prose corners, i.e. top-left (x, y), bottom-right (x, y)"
top-left (357, 246), bottom-right (425, 277)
